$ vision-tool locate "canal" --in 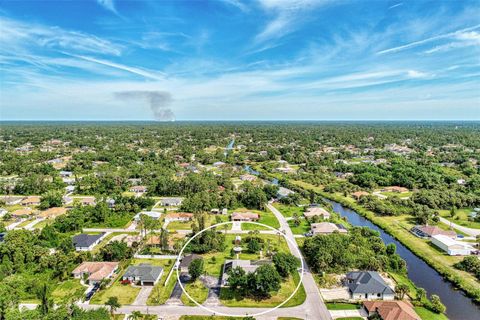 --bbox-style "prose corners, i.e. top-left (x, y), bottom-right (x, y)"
top-left (326, 200), bottom-right (480, 320)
